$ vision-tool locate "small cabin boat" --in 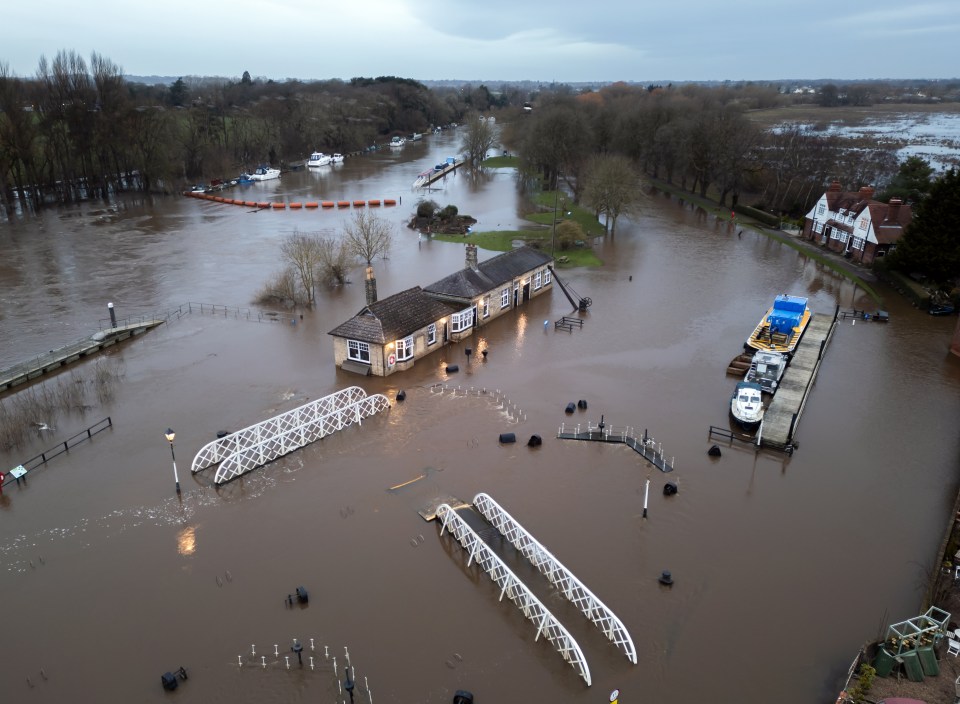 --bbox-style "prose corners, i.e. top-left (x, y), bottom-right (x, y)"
top-left (730, 381), bottom-right (764, 429)
top-left (744, 350), bottom-right (787, 393)
top-left (307, 151), bottom-right (331, 167)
